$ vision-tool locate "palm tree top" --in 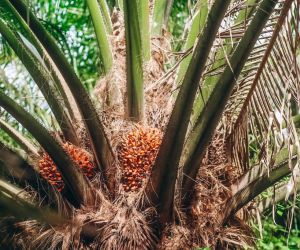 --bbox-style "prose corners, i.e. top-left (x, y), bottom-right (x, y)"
top-left (0, 0), bottom-right (299, 249)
